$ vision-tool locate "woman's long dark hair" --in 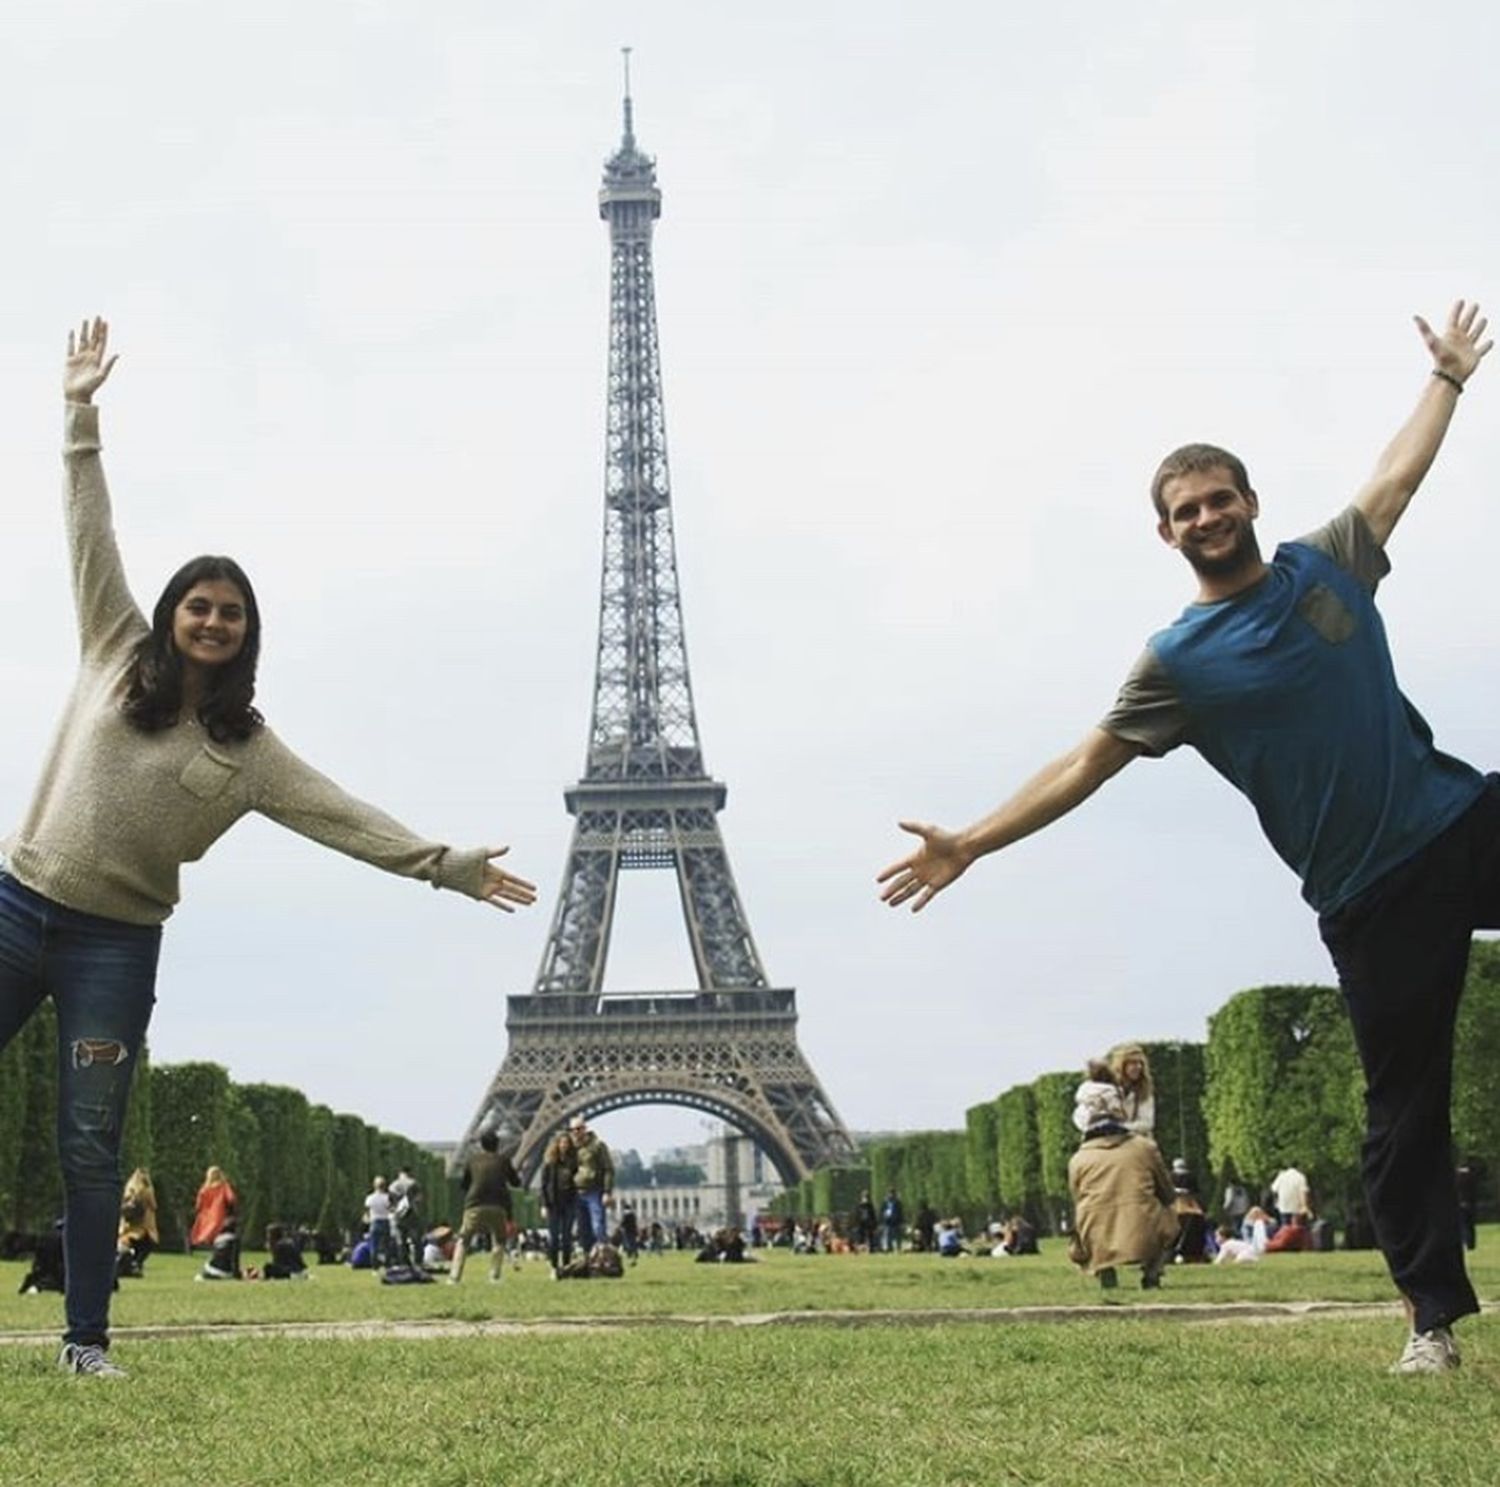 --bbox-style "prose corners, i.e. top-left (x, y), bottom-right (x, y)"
top-left (121, 555), bottom-right (264, 743)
